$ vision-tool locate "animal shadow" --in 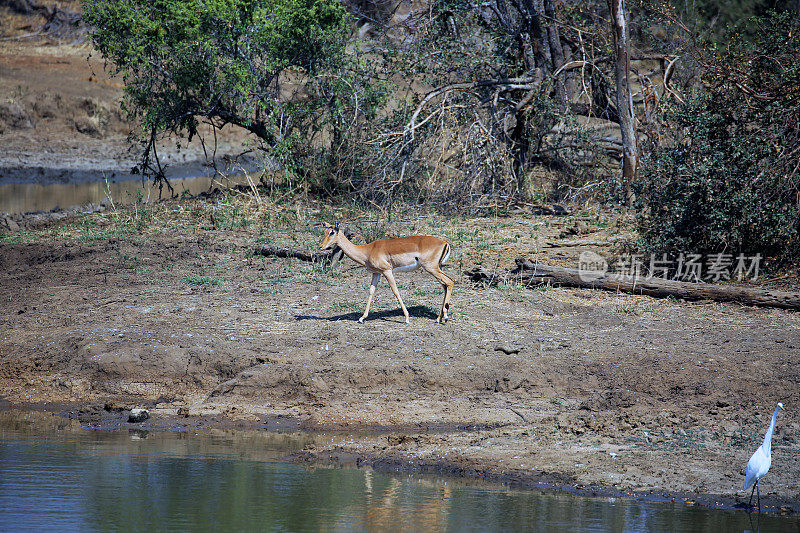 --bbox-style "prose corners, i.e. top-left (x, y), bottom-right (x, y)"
top-left (295, 305), bottom-right (436, 323)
